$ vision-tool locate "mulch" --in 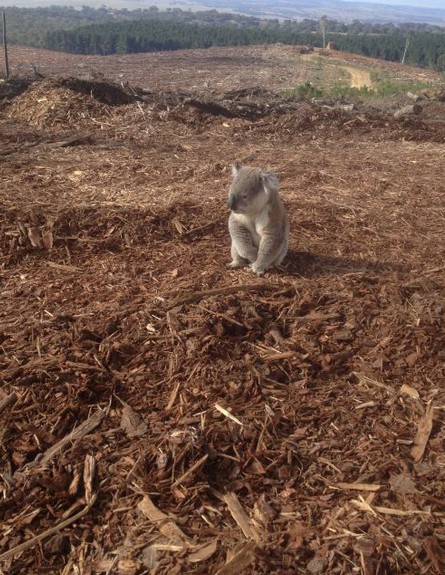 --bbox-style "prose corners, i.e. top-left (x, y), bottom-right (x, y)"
top-left (1, 71), bottom-right (445, 575)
